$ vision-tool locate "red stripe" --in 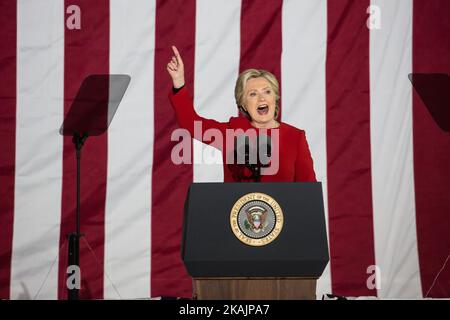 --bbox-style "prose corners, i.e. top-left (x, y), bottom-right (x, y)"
top-left (413, 0), bottom-right (450, 298)
top-left (239, 0), bottom-right (283, 119)
top-left (58, 0), bottom-right (109, 299)
top-left (151, 0), bottom-right (196, 298)
top-left (326, 0), bottom-right (377, 296)
top-left (0, 0), bottom-right (16, 300)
